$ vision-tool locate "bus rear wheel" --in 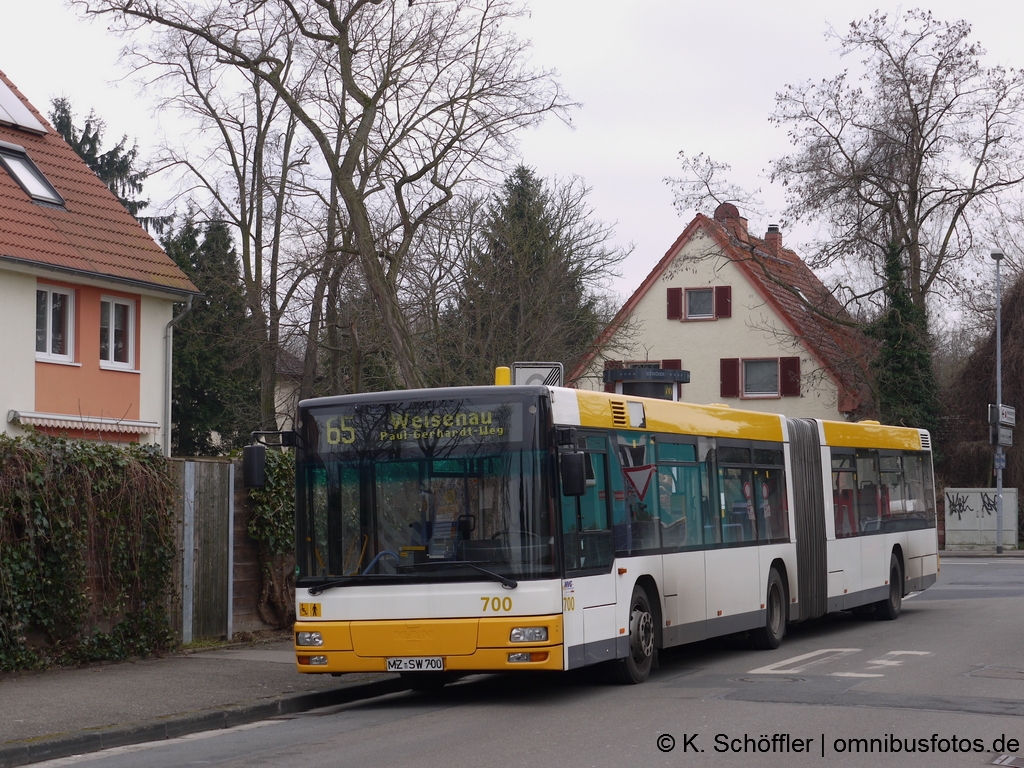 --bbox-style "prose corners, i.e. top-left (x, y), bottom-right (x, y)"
top-left (611, 585), bottom-right (655, 684)
top-left (875, 553), bottom-right (903, 620)
top-left (751, 568), bottom-right (786, 650)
